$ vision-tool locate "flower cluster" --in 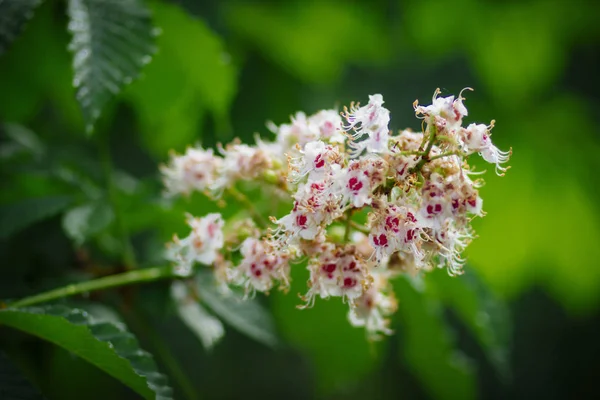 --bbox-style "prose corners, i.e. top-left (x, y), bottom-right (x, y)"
top-left (163, 89), bottom-right (511, 339)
